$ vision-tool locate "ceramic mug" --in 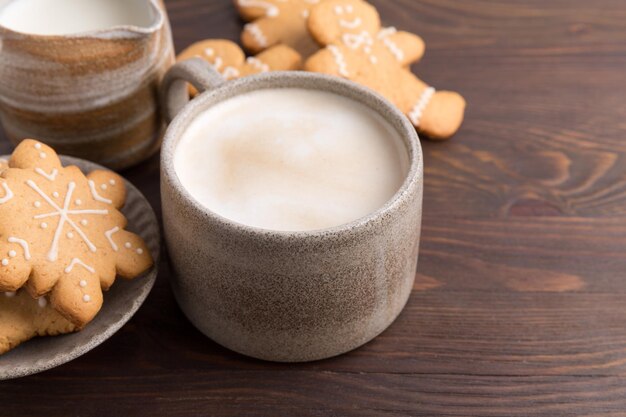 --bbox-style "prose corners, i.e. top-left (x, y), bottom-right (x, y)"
top-left (160, 59), bottom-right (423, 362)
top-left (0, 0), bottom-right (175, 169)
